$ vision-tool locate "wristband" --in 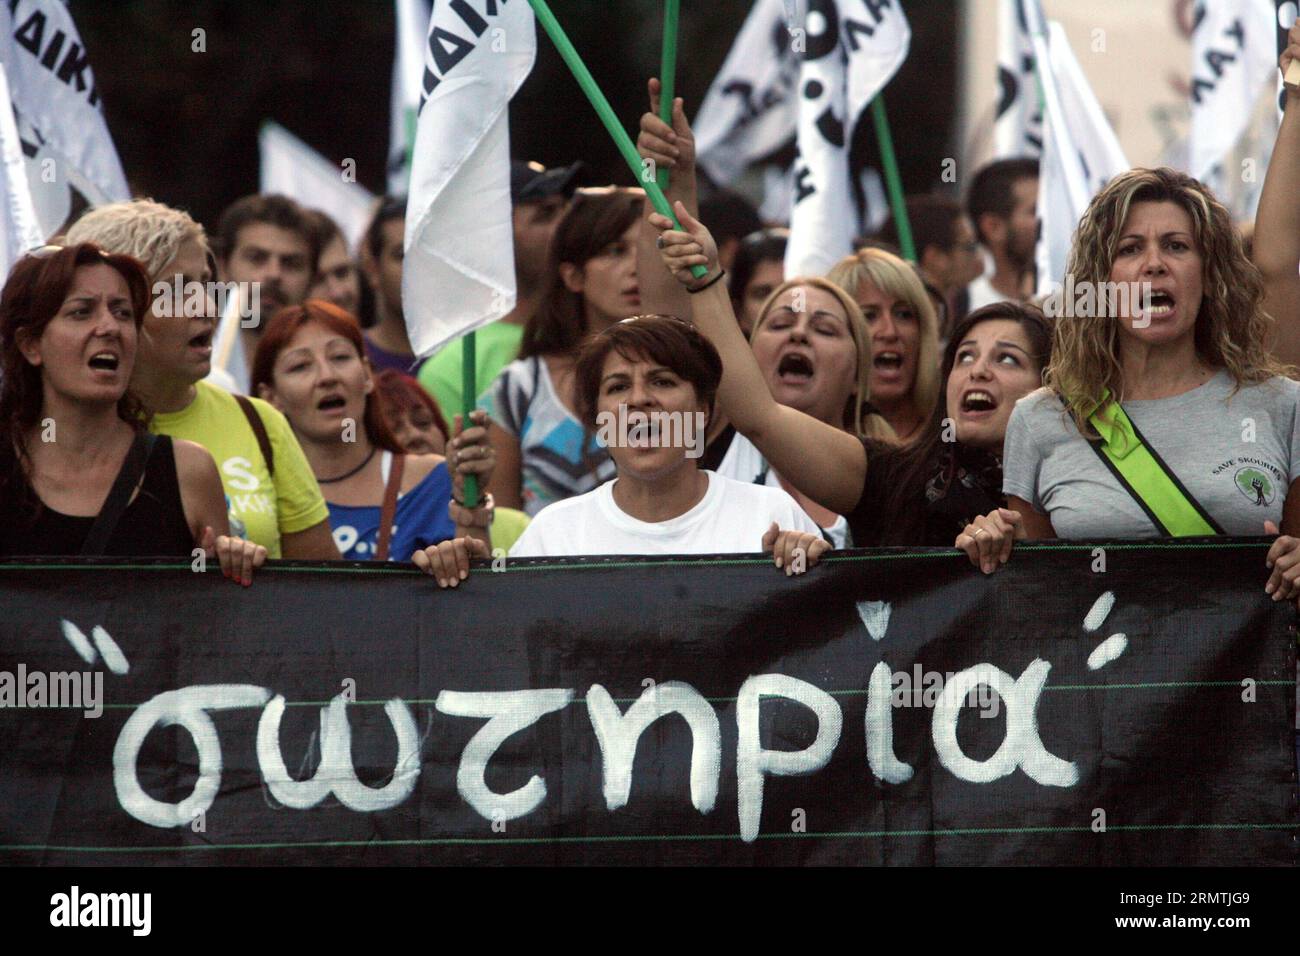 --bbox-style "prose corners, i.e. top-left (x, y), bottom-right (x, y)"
top-left (687, 268), bottom-right (726, 294)
top-left (450, 493), bottom-right (495, 529)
